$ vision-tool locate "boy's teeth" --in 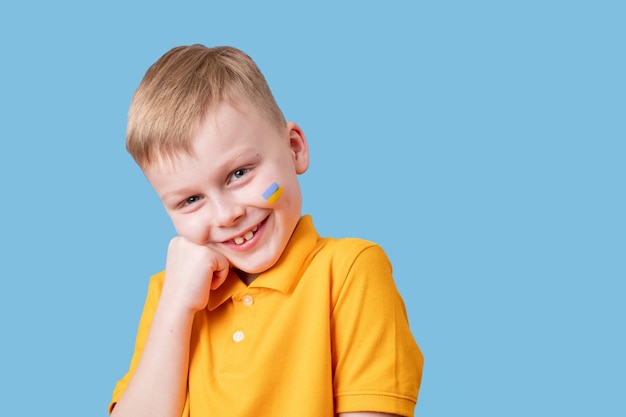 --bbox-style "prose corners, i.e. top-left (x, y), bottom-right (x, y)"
top-left (234, 229), bottom-right (256, 245)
